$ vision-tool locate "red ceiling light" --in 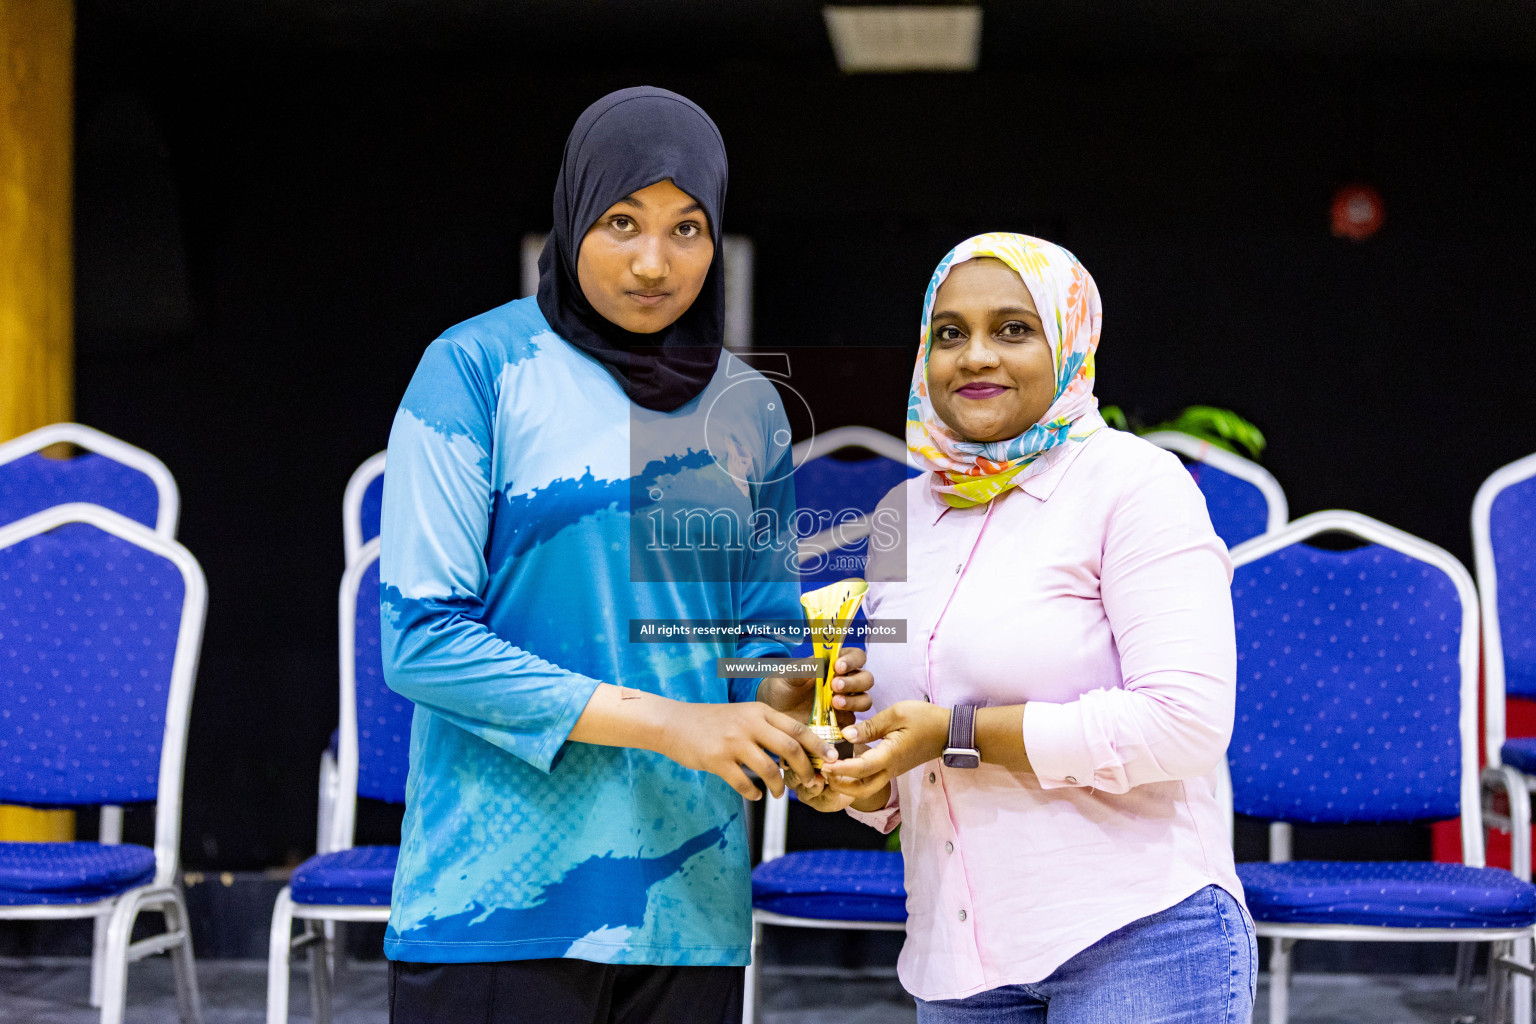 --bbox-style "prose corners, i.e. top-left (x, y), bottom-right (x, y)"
top-left (1331, 184), bottom-right (1384, 241)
